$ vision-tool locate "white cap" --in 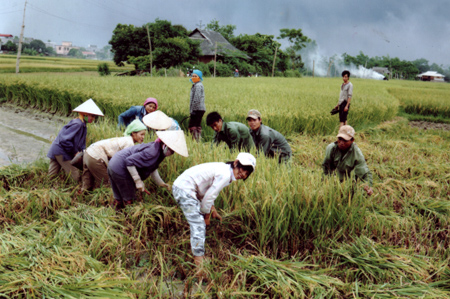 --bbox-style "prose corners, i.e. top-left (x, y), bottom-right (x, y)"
top-left (337, 125), bottom-right (355, 141)
top-left (236, 153), bottom-right (256, 170)
top-left (142, 111), bottom-right (172, 130)
top-left (156, 130), bottom-right (189, 157)
top-left (72, 98), bottom-right (104, 116)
